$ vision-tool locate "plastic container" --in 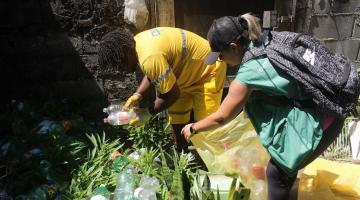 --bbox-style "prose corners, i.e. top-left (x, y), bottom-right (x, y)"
top-left (104, 111), bottom-right (136, 126)
top-left (134, 176), bottom-right (159, 200)
top-left (113, 166), bottom-right (135, 200)
top-left (103, 104), bottom-right (122, 115)
top-left (91, 184), bottom-right (110, 200)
